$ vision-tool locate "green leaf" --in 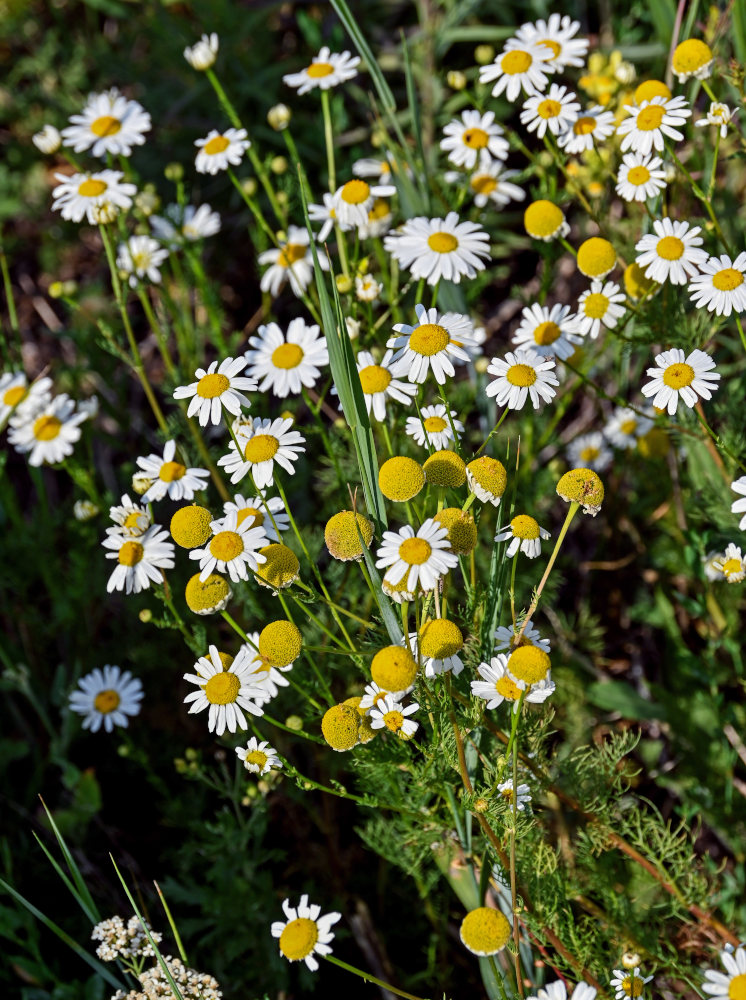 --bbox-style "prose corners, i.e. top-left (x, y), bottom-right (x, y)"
top-left (586, 681), bottom-right (666, 721)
